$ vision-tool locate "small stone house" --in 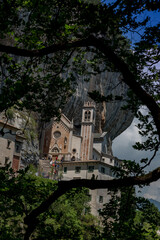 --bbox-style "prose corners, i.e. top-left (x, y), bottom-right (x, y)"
top-left (0, 120), bottom-right (25, 171)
